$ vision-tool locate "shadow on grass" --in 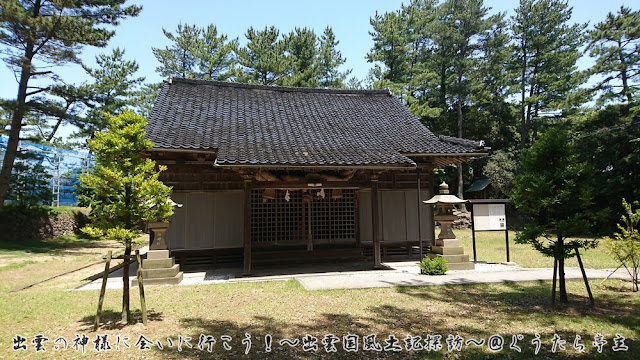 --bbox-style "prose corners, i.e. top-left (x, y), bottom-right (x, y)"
top-left (79, 309), bottom-right (164, 331)
top-left (155, 304), bottom-right (638, 360)
top-left (70, 277), bottom-right (634, 359)
top-left (0, 235), bottom-right (105, 255)
top-left (394, 280), bottom-right (640, 334)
